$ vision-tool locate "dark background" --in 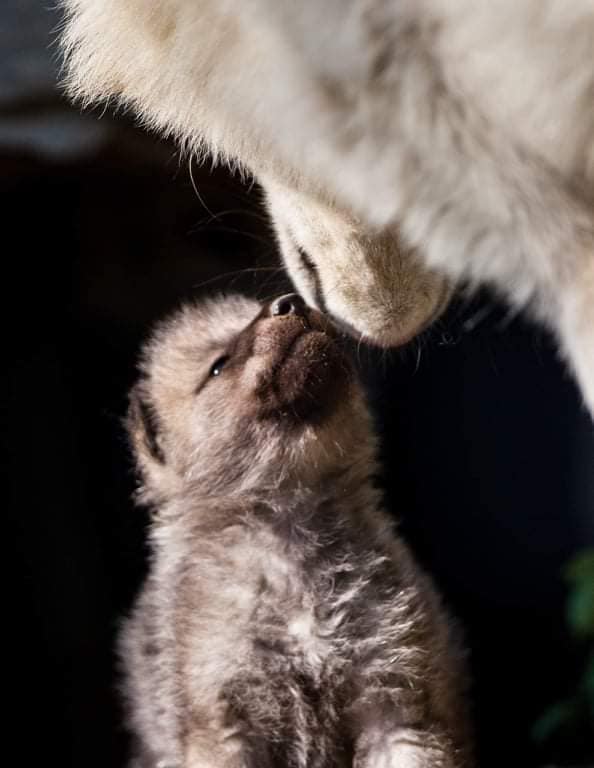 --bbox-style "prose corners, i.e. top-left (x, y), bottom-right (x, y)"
top-left (3, 4), bottom-right (593, 766)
